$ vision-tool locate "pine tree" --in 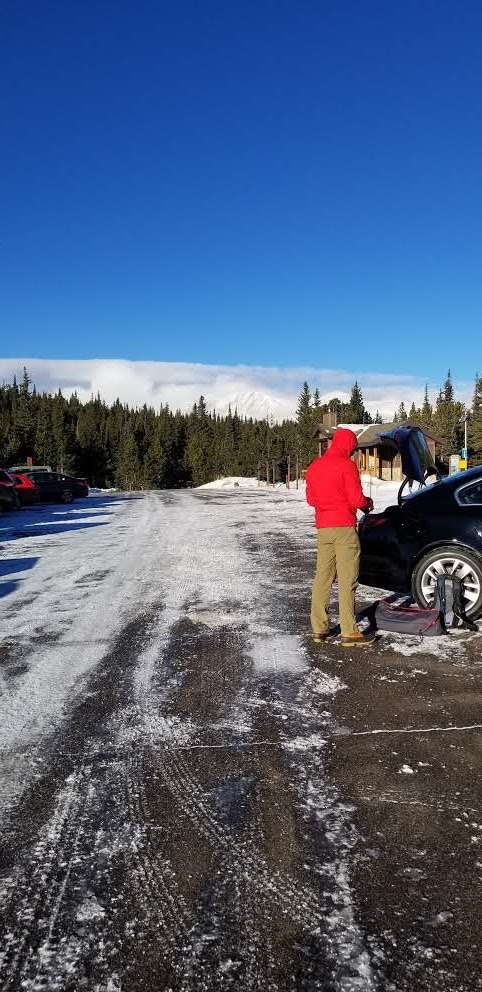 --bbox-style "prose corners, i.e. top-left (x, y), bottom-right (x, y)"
top-left (443, 369), bottom-right (454, 403)
top-left (15, 367), bottom-right (35, 458)
top-left (143, 431), bottom-right (167, 488)
top-left (433, 373), bottom-right (464, 463)
top-left (51, 393), bottom-right (66, 471)
top-left (469, 374), bottom-right (482, 463)
top-left (420, 385), bottom-right (433, 430)
top-left (186, 398), bottom-right (214, 486)
top-left (344, 381), bottom-right (365, 424)
top-left (397, 401), bottom-right (408, 422)
top-left (35, 398), bottom-right (52, 466)
top-left (116, 432), bottom-right (142, 489)
top-left (296, 382), bottom-right (315, 467)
